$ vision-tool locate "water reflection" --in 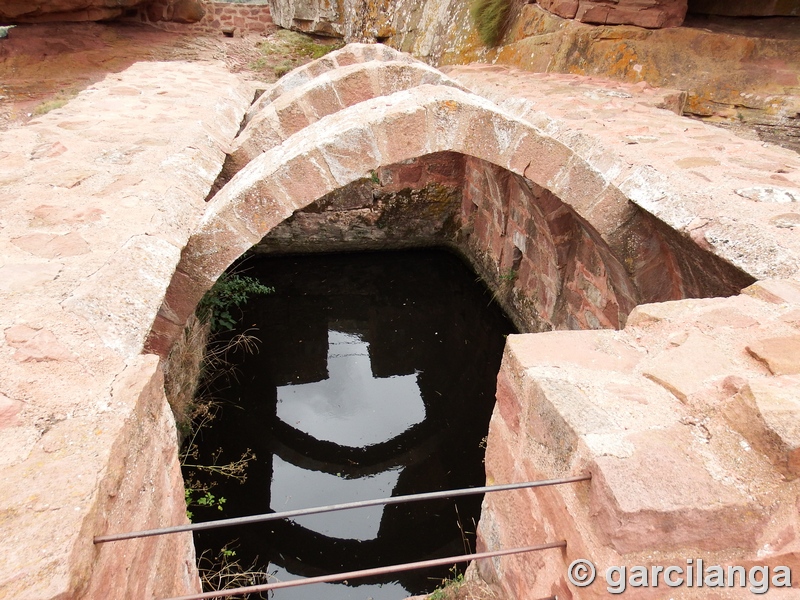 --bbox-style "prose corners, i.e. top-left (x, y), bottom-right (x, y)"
top-left (271, 455), bottom-right (400, 540)
top-left (276, 330), bottom-right (426, 447)
top-left (189, 250), bottom-right (515, 599)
